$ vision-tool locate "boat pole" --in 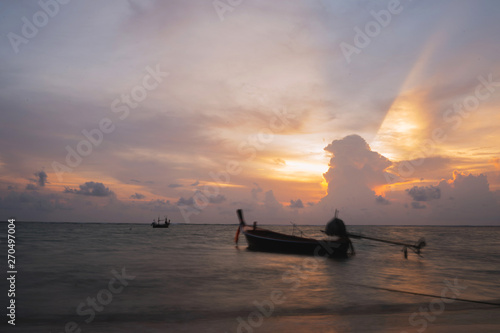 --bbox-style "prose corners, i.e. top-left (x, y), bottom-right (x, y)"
top-left (347, 233), bottom-right (426, 254)
top-left (235, 209), bottom-right (246, 244)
